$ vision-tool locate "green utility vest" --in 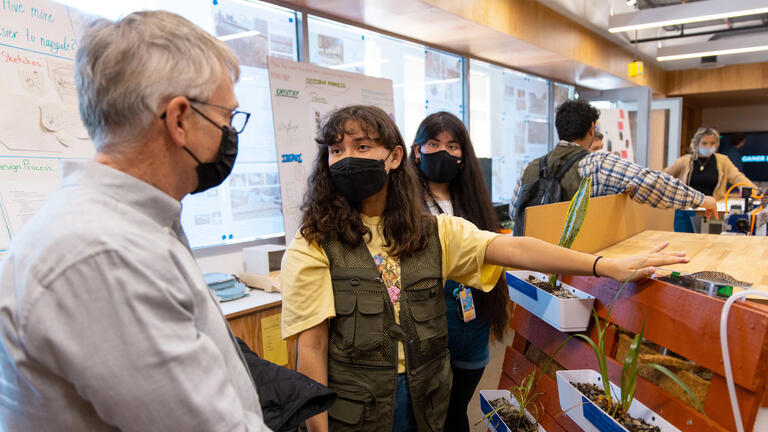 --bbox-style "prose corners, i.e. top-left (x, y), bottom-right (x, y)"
top-left (519, 144), bottom-right (587, 200)
top-left (321, 216), bottom-right (451, 432)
